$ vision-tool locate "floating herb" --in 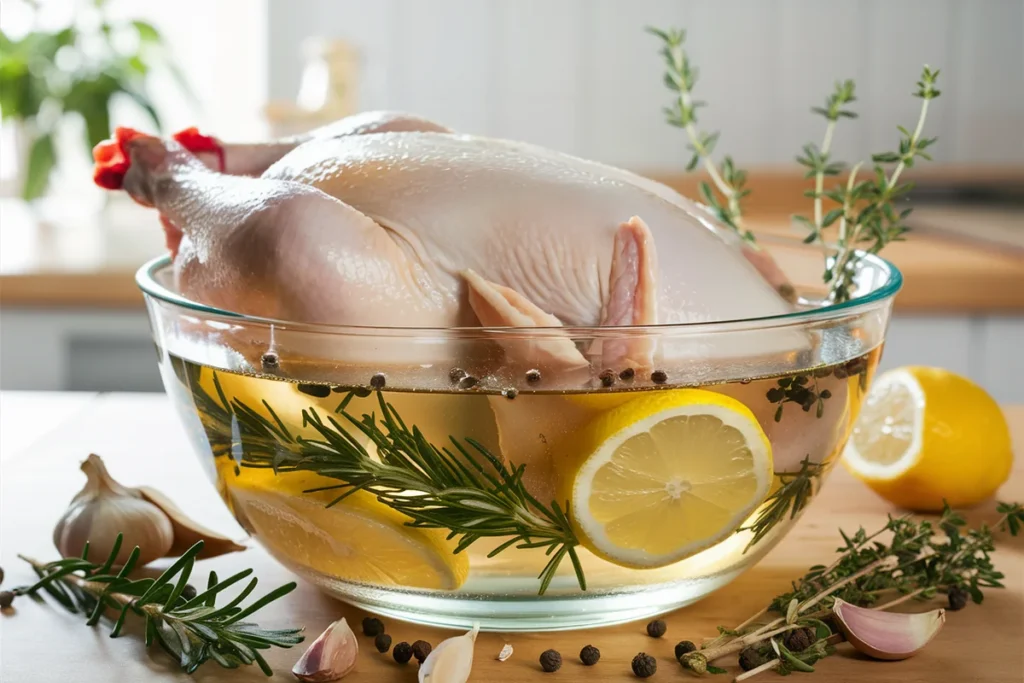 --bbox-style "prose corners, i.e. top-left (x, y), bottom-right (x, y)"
top-left (13, 535), bottom-right (302, 675)
top-left (190, 370), bottom-right (585, 596)
top-left (765, 374), bottom-right (833, 423)
top-left (740, 457), bottom-right (824, 552)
